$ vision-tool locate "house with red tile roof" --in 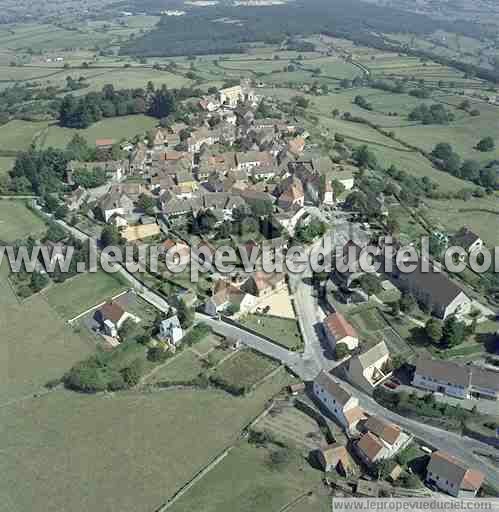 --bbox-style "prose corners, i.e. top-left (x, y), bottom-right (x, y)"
top-left (323, 312), bottom-right (359, 351)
